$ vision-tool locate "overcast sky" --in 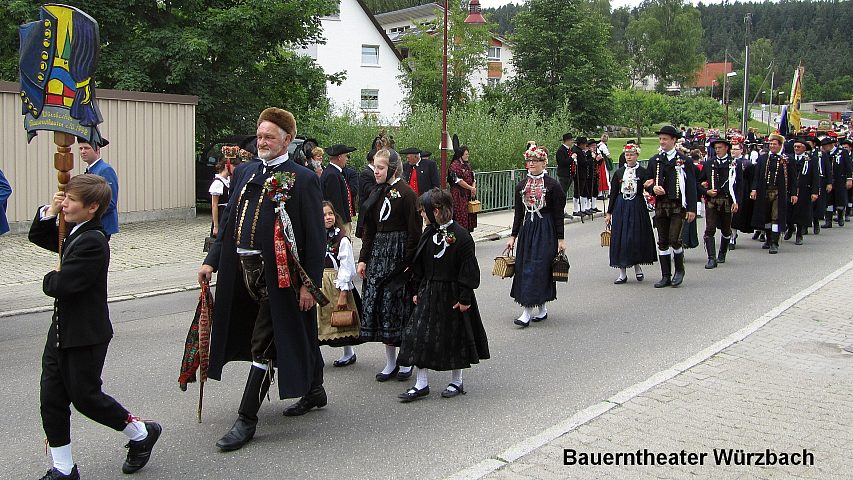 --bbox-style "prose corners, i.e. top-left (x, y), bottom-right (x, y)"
top-left (480, 0), bottom-right (772, 11)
